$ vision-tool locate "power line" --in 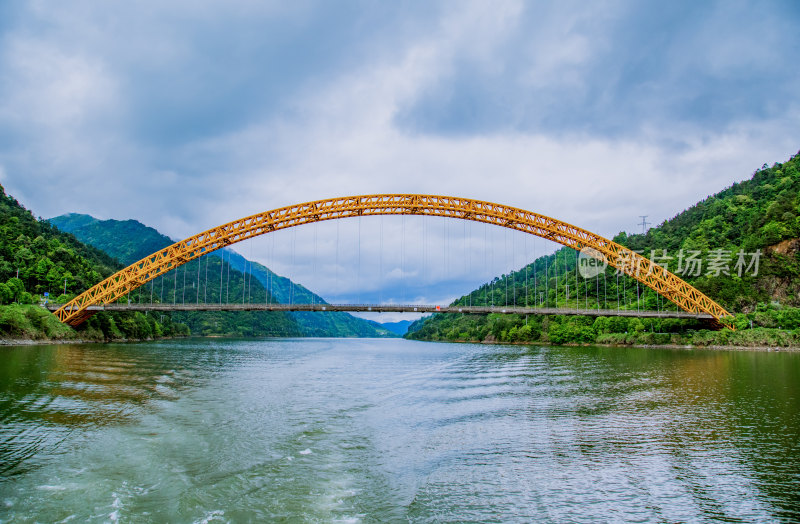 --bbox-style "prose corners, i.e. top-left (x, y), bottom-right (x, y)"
top-left (639, 215), bottom-right (651, 234)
